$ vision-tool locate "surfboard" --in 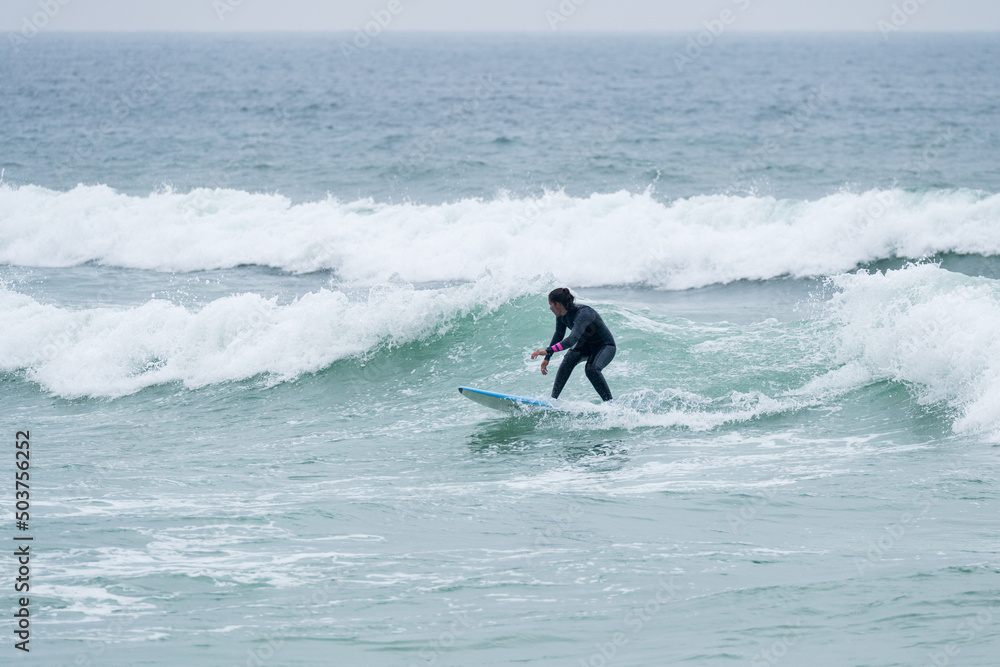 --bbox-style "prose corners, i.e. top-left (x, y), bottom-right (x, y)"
top-left (458, 386), bottom-right (558, 412)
